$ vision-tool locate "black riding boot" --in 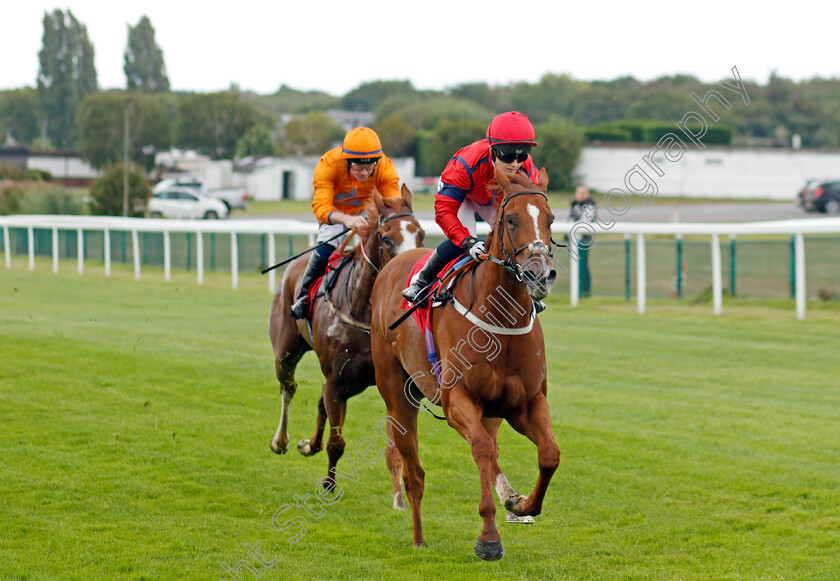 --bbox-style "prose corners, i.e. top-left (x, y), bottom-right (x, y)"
top-left (290, 253), bottom-right (330, 319)
top-left (401, 250), bottom-right (448, 304)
